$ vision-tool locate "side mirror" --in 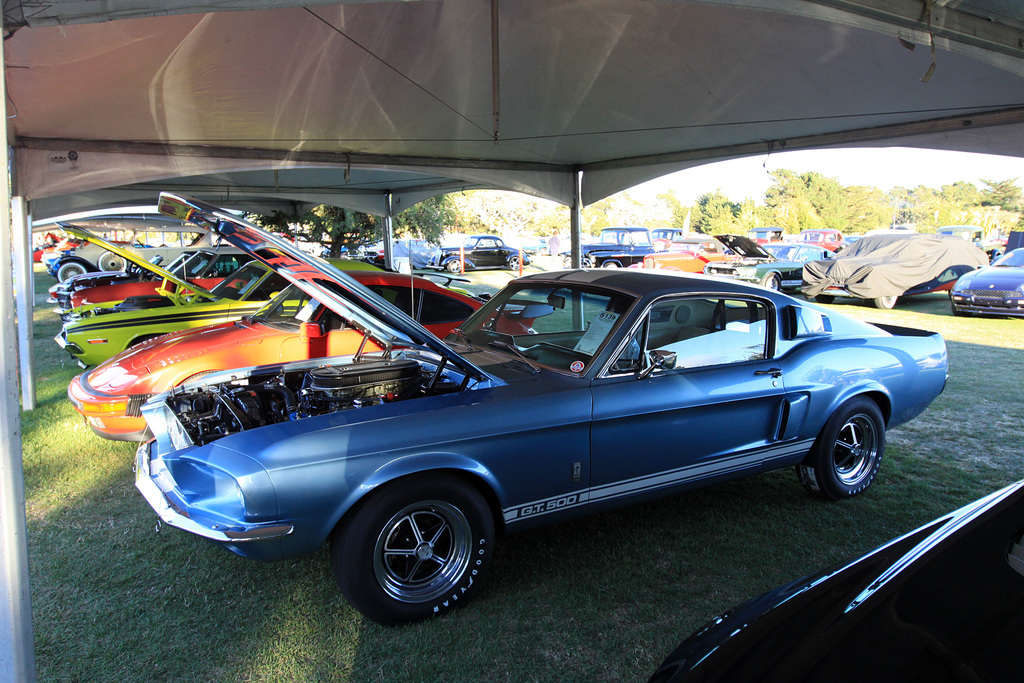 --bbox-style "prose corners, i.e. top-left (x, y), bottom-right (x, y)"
top-left (299, 321), bottom-right (325, 342)
top-left (638, 348), bottom-right (677, 379)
